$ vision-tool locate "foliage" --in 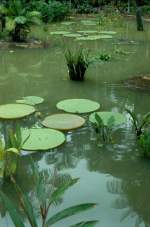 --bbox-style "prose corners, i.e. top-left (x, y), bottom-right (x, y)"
top-left (0, 124), bottom-right (29, 178)
top-left (139, 130), bottom-right (150, 157)
top-left (1, 0), bottom-right (41, 42)
top-left (93, 113), bottom-right (115, 143)
top-left (0, 162), bottom-right (98, 227)
top-left (92, 52), bottom-right (111, 62)
top-left (126, 108), bottom-right (150, 138)
top-left (39, 1), bottom-right (70, 23)
top-left (65, 49), bottom-right (90, 81)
